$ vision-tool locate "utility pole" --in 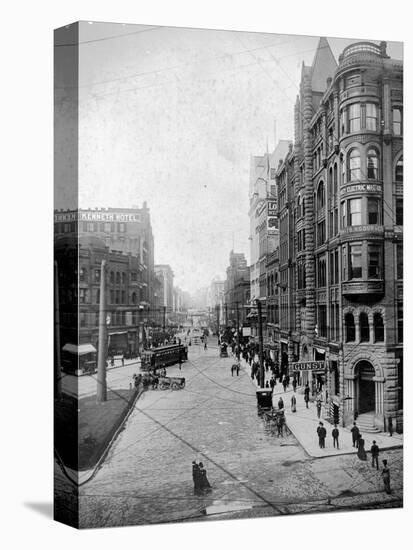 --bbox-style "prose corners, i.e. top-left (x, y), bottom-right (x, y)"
top-left (216, 304), bottom-right (220, 344)
top-left (256, 299), bottom-right (264, 388)
top-left (236, 301), bottom-right (240, 360)
top-left (97, 259), bottom-right (107, 402)
top-left (54, 261), bottom-right (62, 399)
top-left (225, 303), bottom-right (228, 327)
top-left (163, 305), bottom-right (166, 331)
